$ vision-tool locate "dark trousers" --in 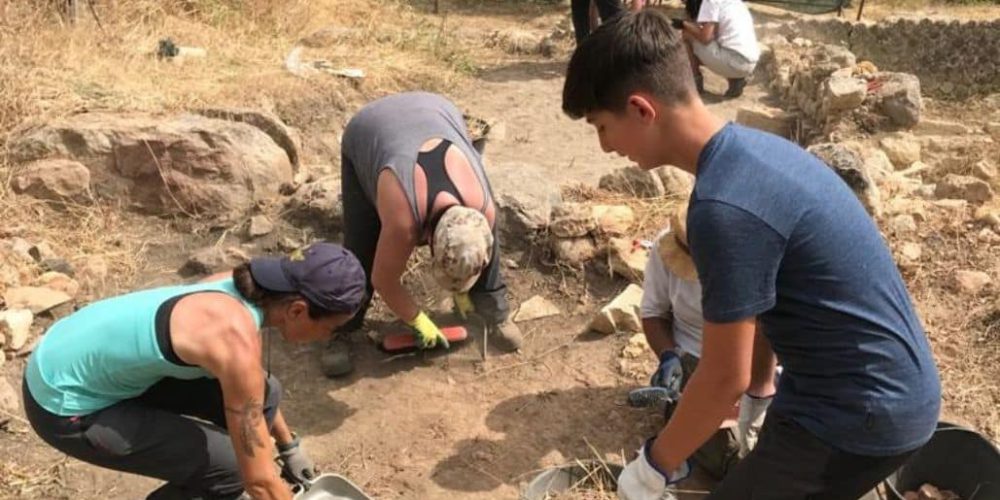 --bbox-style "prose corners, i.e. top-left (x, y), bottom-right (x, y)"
top-left (571, 0), bottom-right (624, 43)
top-left (709, 414), bottom-right (914, 499)
top-left (24, 376), bottom-right (282, 500)
top-left (339, 154), bottom-right (509, 332)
